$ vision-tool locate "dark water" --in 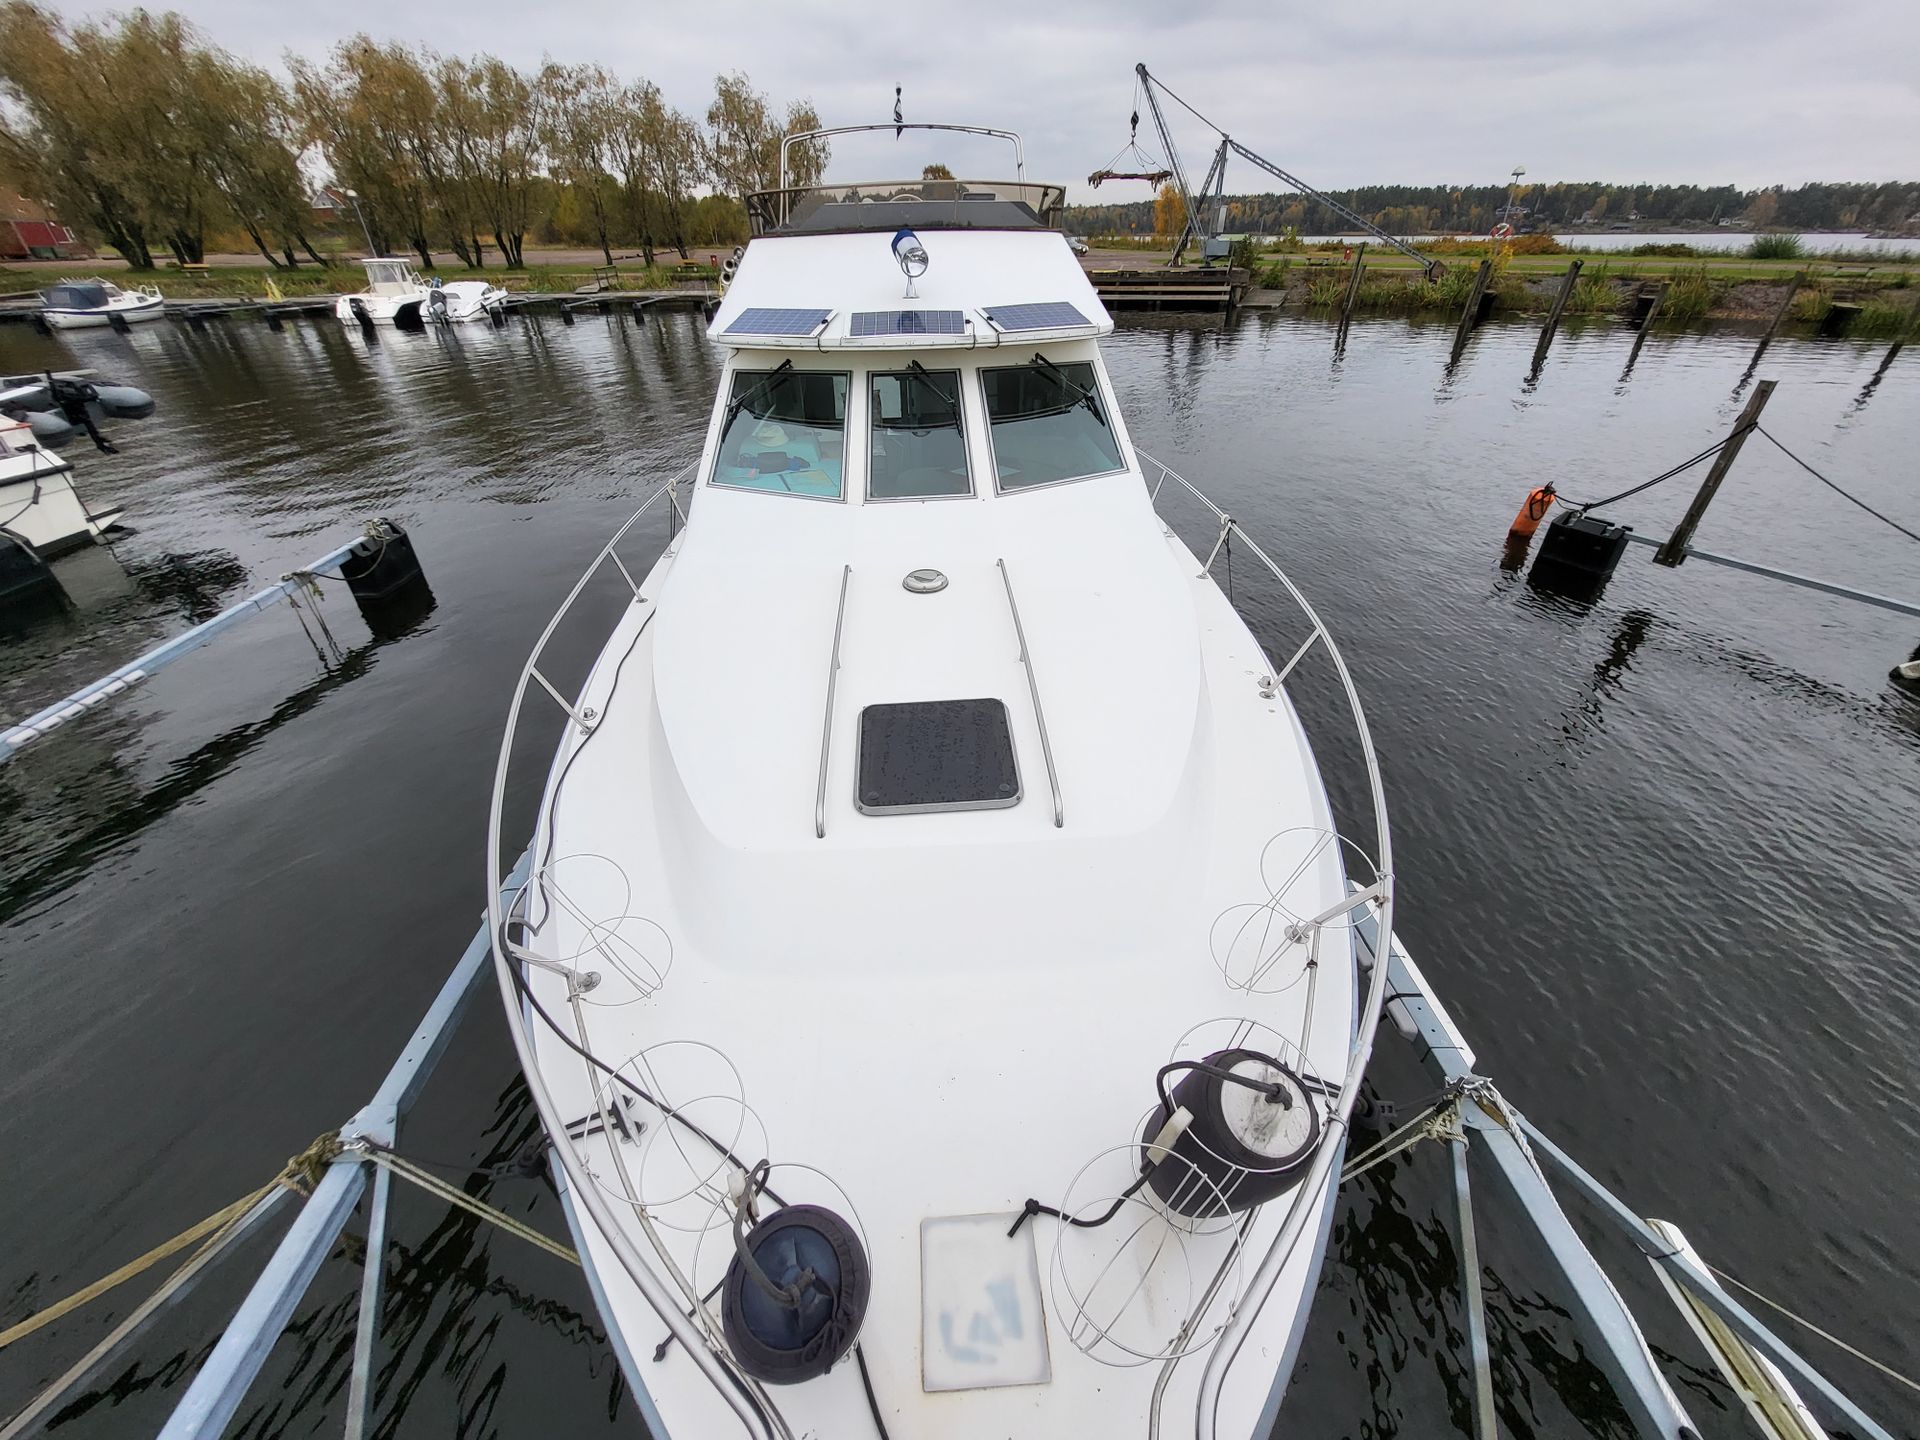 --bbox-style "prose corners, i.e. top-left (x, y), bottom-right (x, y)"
top-left (2, 305), bottom-right (1915, 1439)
